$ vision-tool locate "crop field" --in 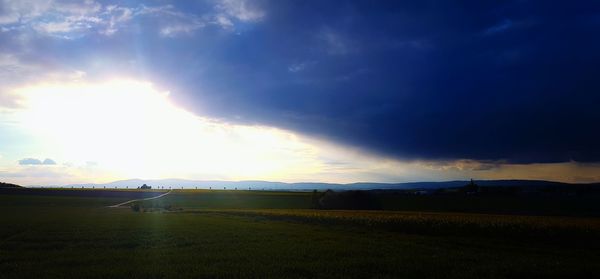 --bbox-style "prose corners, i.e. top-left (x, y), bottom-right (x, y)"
top-left (138, 190), bottom-right (314, 209)
top-left (138, 190), bottom-right (600, 216)
top-left (1, 189), bottom-right (600, 278)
